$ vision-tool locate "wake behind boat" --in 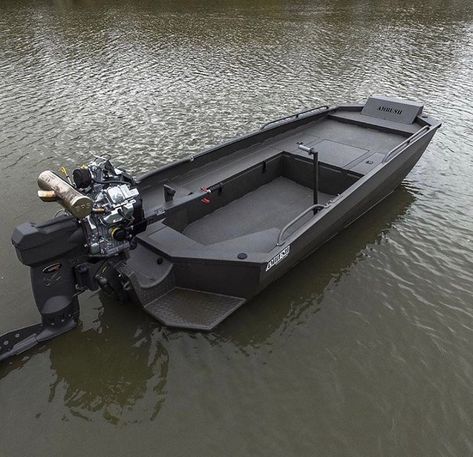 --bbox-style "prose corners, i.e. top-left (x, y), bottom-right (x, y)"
top-left (0, 95), bottom-right (441, 362)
